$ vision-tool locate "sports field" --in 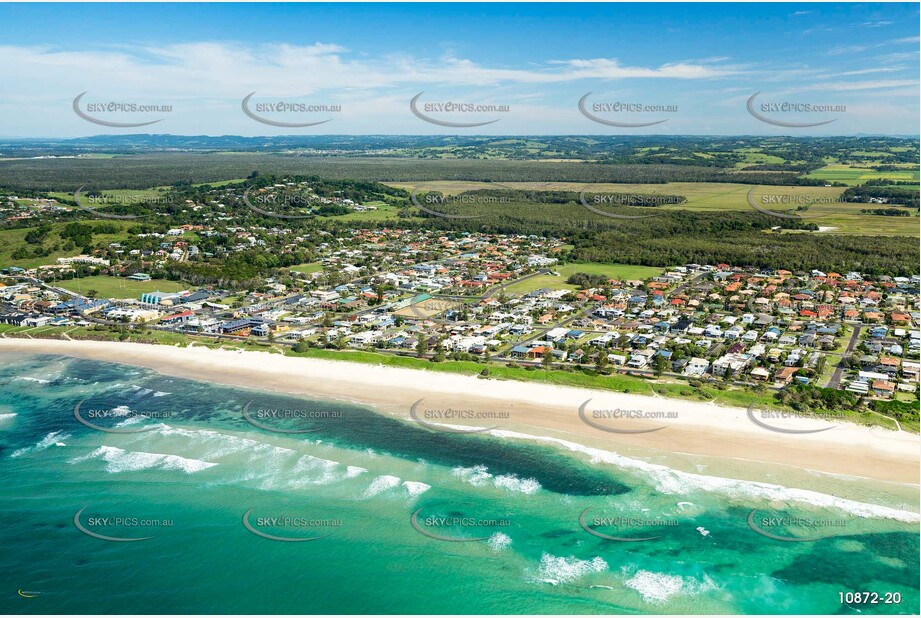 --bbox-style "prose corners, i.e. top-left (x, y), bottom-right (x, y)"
top-left (58, 275), bottom-right (185, 299)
